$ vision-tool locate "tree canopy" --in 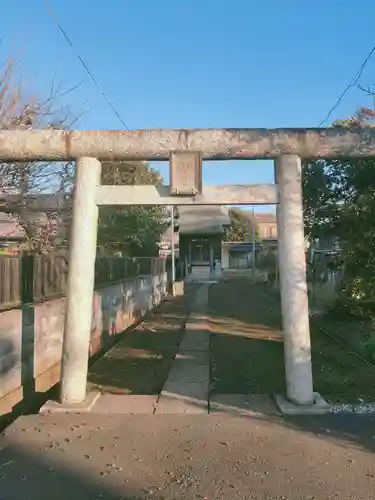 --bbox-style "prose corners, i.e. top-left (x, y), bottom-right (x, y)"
top-left (98, 160), bottom-right (168, 256)
top-left (302, 107), bottom-right (375, 315)
top-left (0, 57), bottom-right (167, 257)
